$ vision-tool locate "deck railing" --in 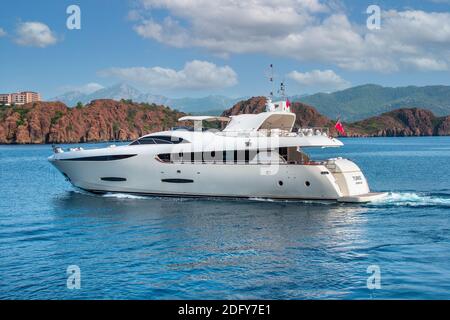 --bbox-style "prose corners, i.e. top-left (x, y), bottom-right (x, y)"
top-left (215, 127), bottom-right (330, 138)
